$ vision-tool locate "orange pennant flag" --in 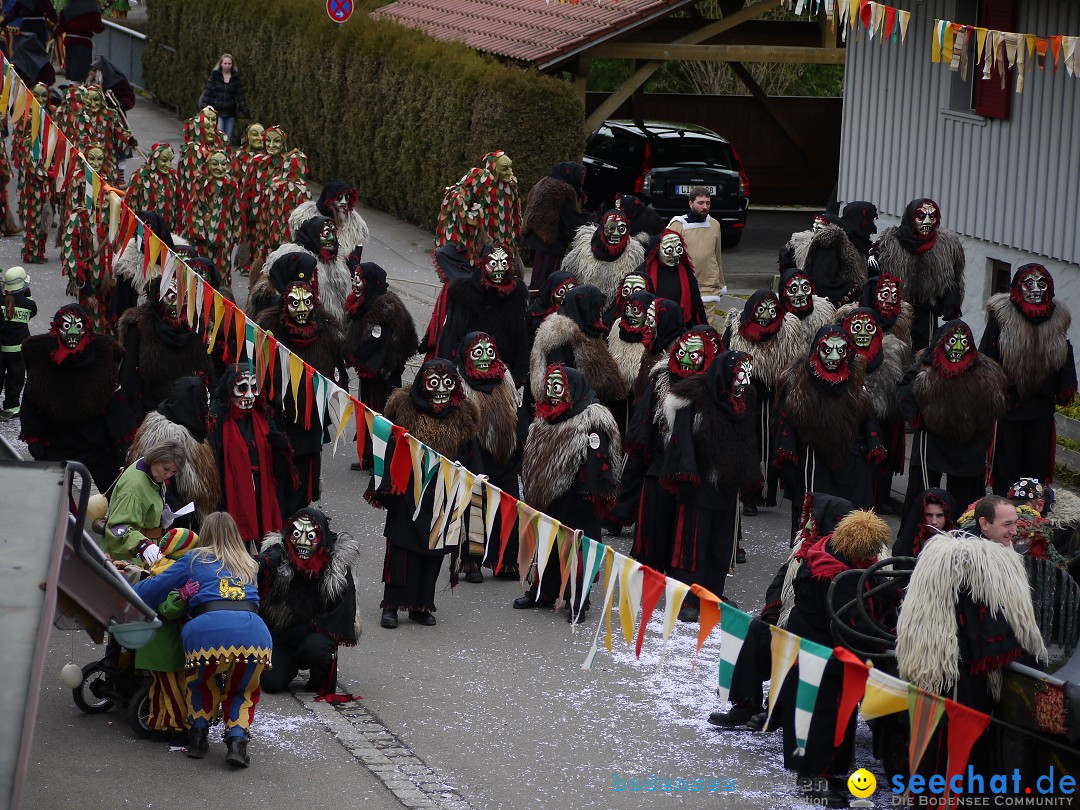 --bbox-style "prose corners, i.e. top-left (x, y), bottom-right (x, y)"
top-left (690, 584), bottom-right (722, 660)
top-left (1051, 36), bottom-right (1063, 71)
